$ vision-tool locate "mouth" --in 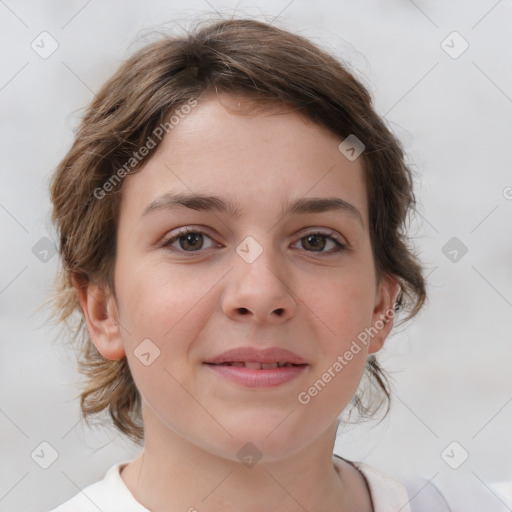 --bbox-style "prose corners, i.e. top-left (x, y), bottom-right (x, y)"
top-left (205, 361), bottom-right (306, 369)
top-left (204, 354), bottom-right (308, 387)
top-left (203, 346), bottom-right (308, 387)
top-left (204, 346), bottom-right (308, 366)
